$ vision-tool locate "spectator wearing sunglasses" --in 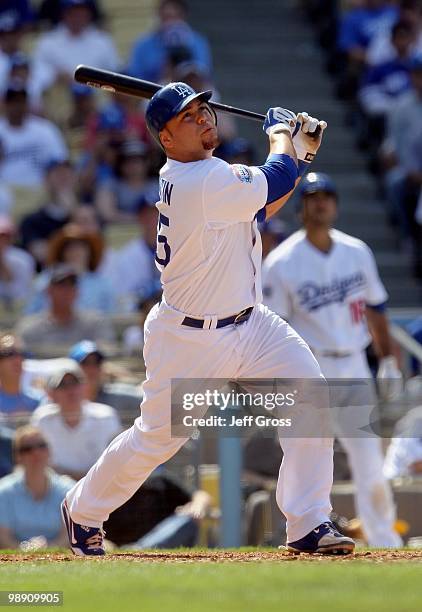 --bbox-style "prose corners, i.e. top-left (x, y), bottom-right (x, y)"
top-left (31, 359), bottom-right (121, 480)
top-left (68, 340), bottom-right (142, 425)
top-left (0, 425), bottom-right (74, 550)
top-left (0, 332), bottom-right (42, 428)
top-left (15, 263), bottom-right (116, 357)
